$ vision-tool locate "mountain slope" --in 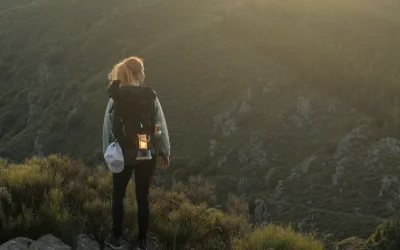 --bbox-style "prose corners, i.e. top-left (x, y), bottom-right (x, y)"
top-left (1, 0), bottom-right (400, 243)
